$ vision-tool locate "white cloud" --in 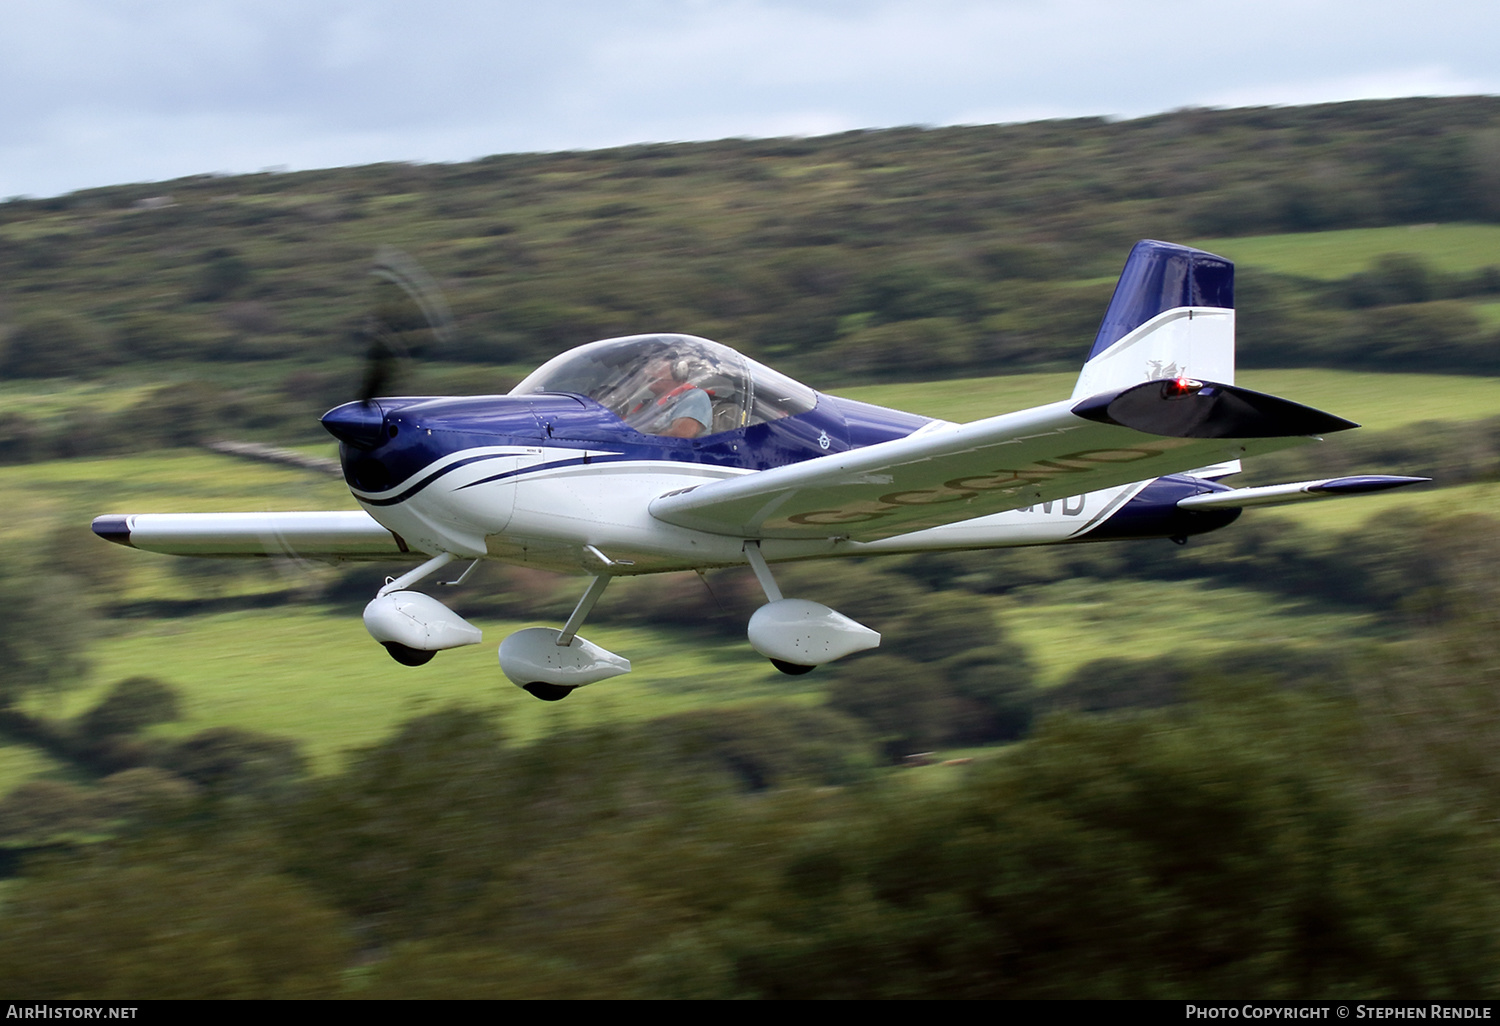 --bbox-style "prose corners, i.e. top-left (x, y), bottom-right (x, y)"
top-left (1, 0), bottom-right (1496, 197)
